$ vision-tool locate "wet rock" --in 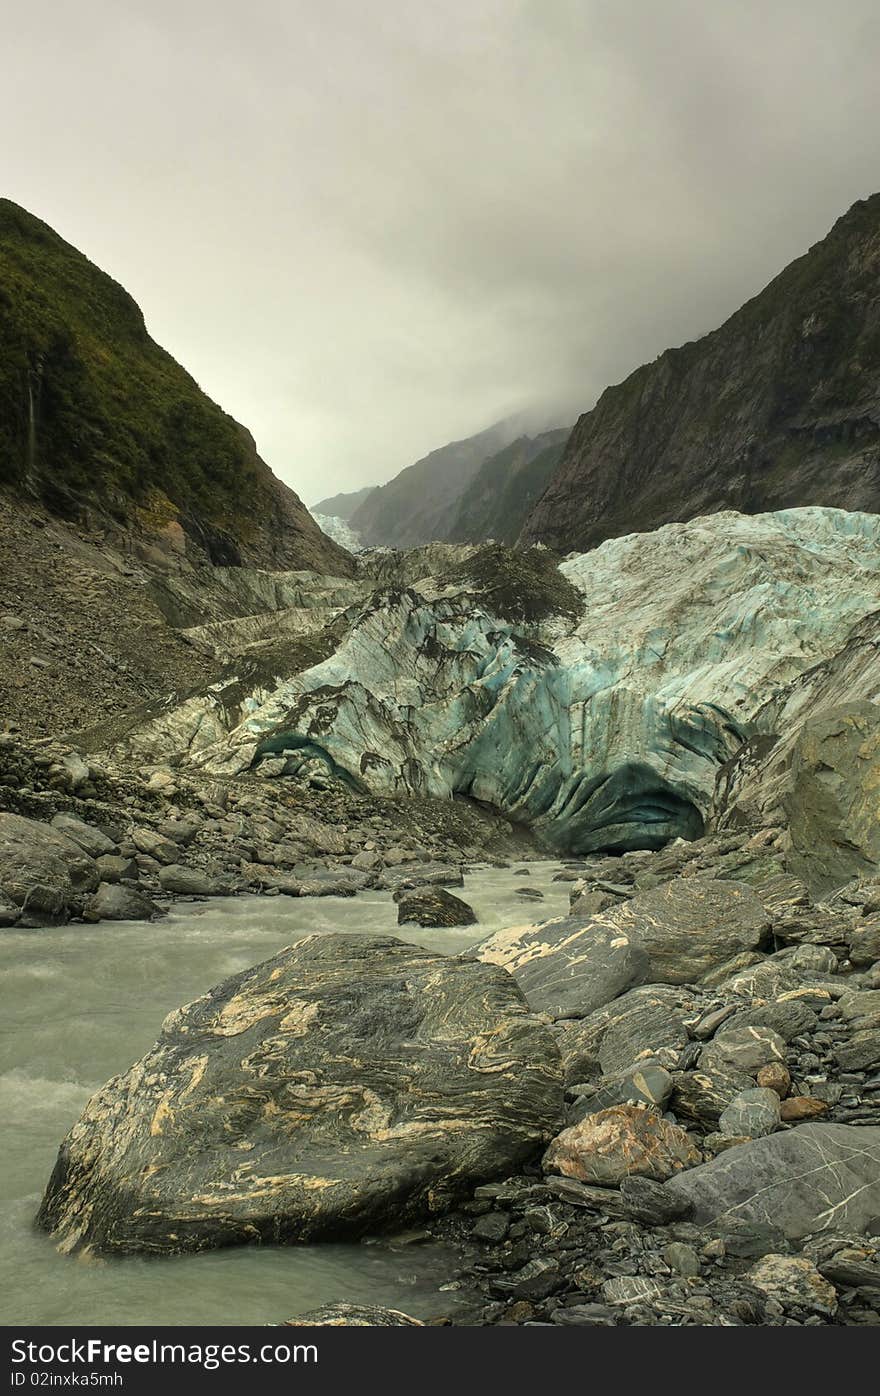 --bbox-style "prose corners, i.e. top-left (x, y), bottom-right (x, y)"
top-left (489, 1257), bottom-right (561, 1300)
top-left (396, 887), bottom-right (477, 928)
top-left (284, 1304), bottom-right (425, 1326)
top-left (37, 933), bottom-right (563, 1254)
top-left (0, 812), bottom-right (99, 926)
top-left (718, 1088), bottom-right (781, 1138)
top-left (378, 863), bottom-right (464, 892)
top-left (156, 864), bottom-right (222, 897)
top-left (475, 917), bottom-right (649, 1019)
top-left (472, 1212), bottom-right (510, 1243)
top-left (83, 882), bottom-right (160, 923)
top-left (665, 1124), bottom-right (880, 1240)
top-left (748, 1255), bottom-right (837, 1317)
top-left (543, 1103), bottom-right (700, 1186)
